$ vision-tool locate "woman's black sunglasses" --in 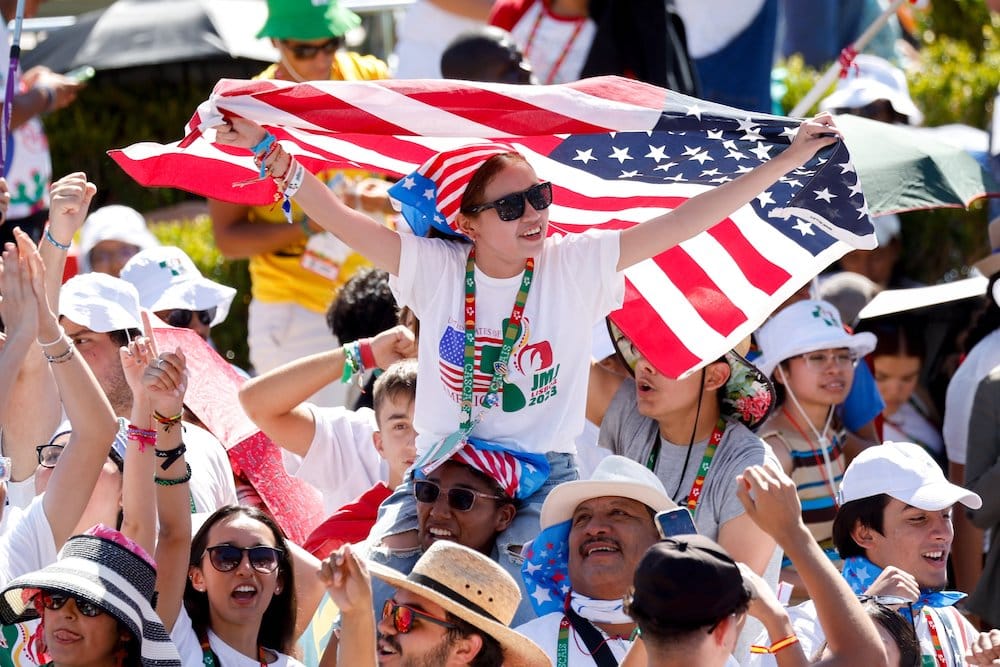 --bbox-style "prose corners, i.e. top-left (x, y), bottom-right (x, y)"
top-left (413, 479), bottom-right (504, 512)
top-left (466, 181), bottom-right (553, 222)
top-left (40, 592), bottom-right (104, 617)
top-left (203, 545), bottom-right (284, 574)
